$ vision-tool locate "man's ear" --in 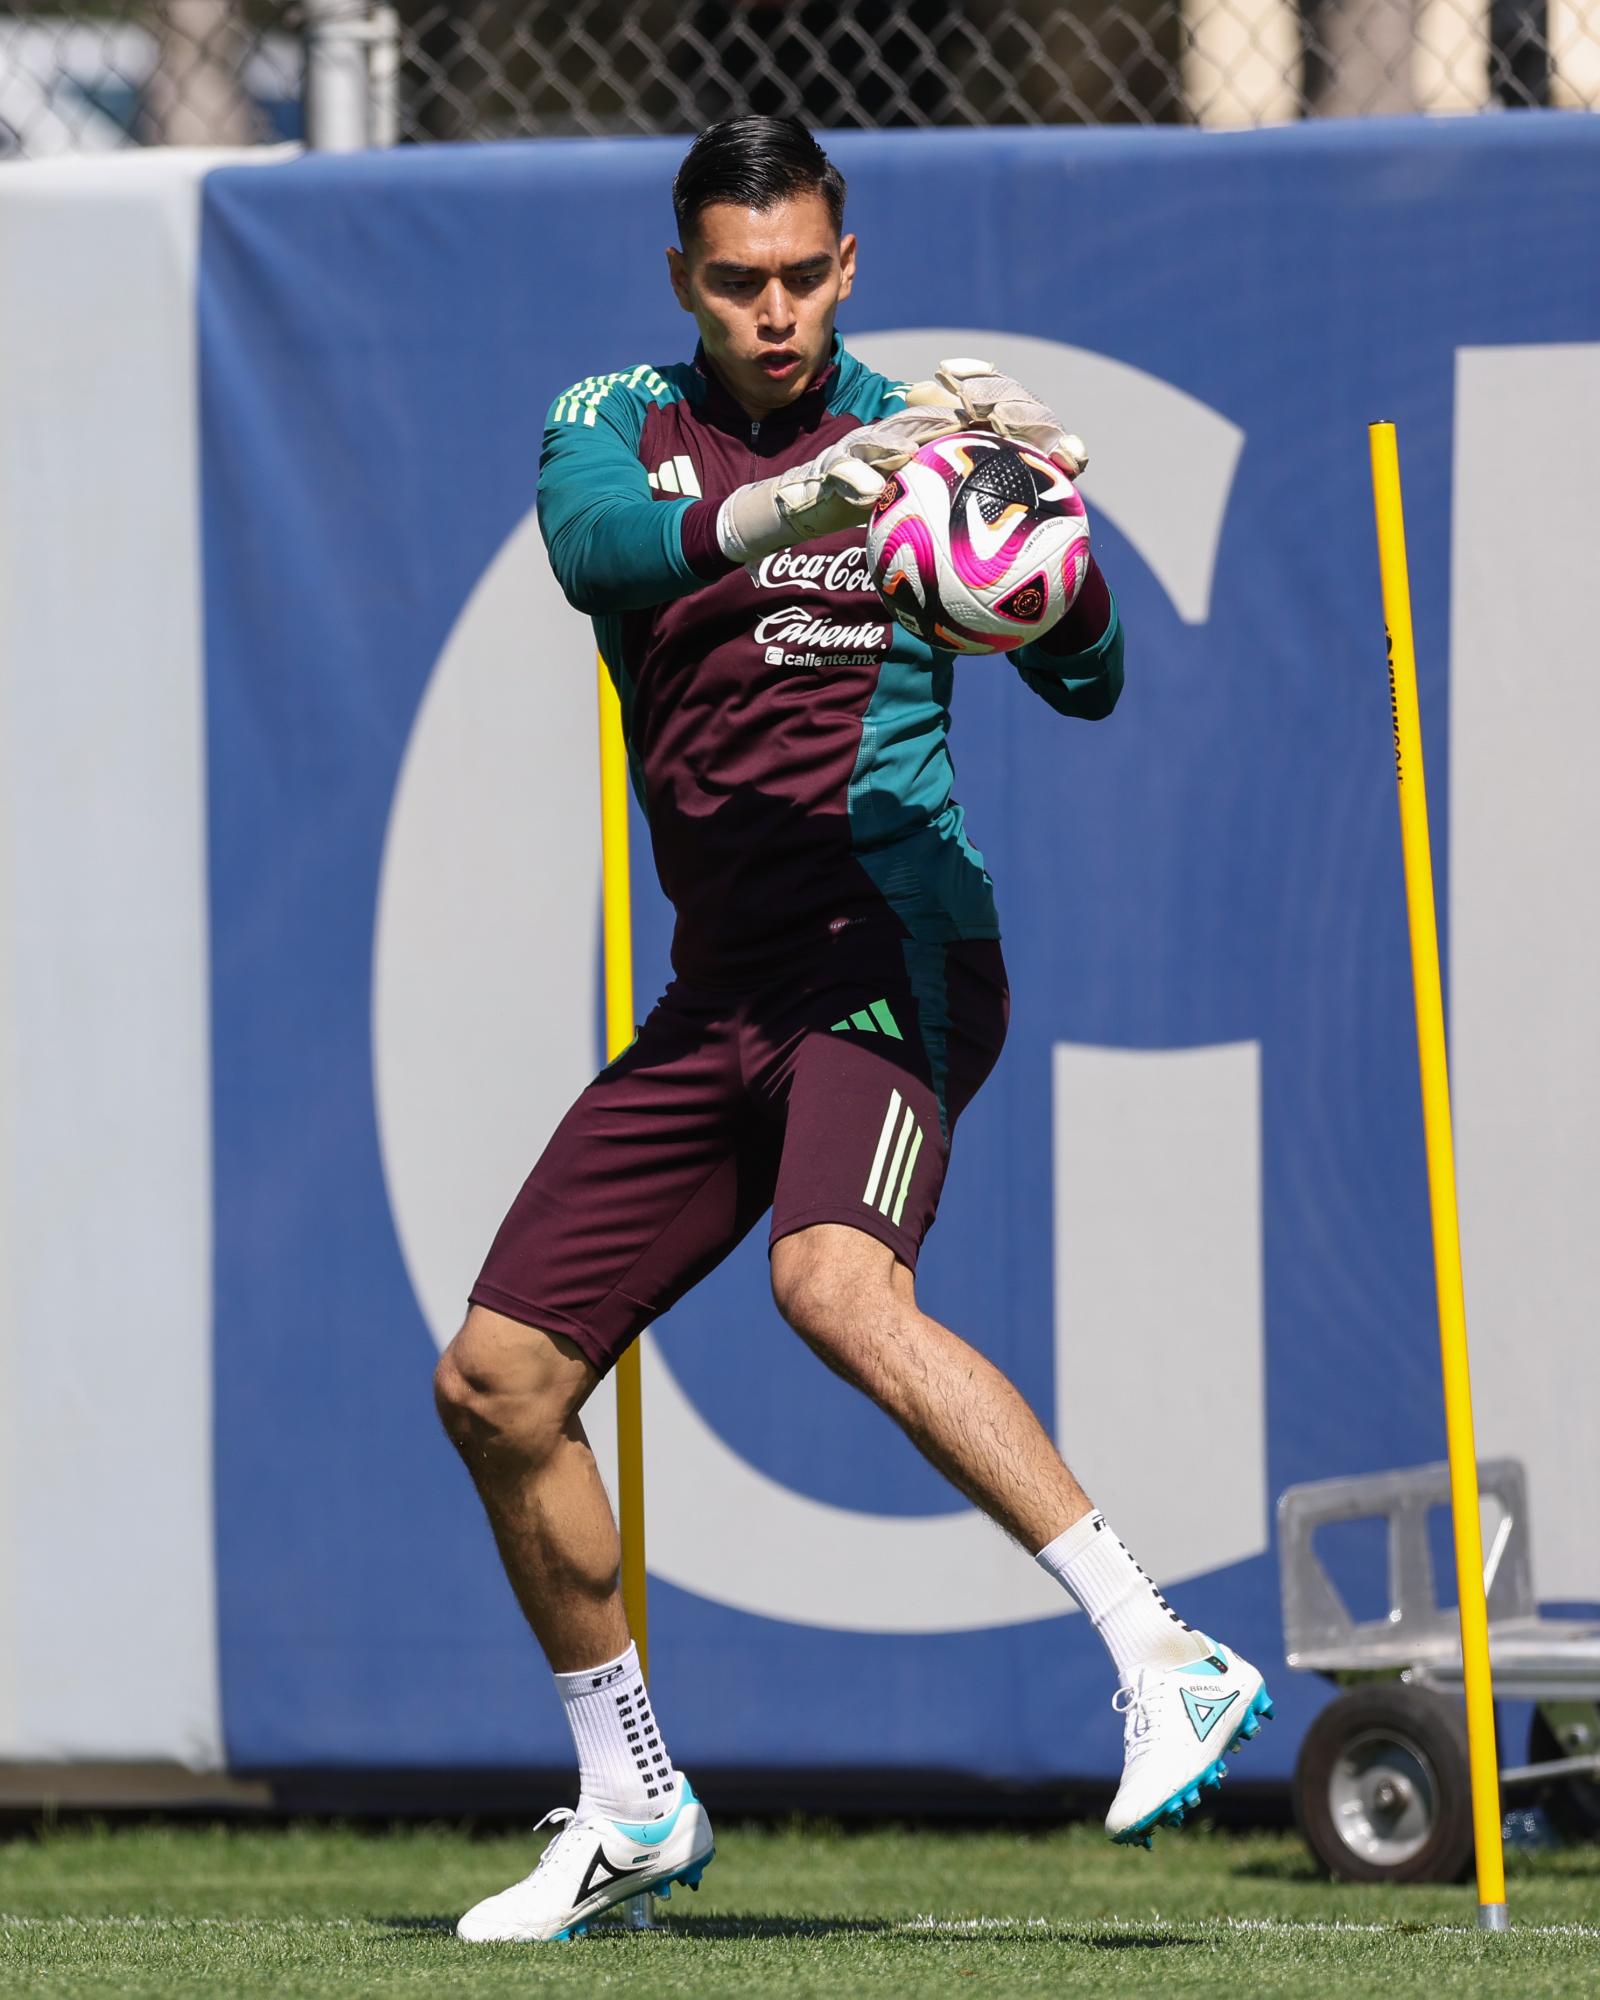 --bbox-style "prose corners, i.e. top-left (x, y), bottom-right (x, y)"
top-left (836, 232), bottom-right (858, 303)
top-left (666, 244), bottom-right (693, 313)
